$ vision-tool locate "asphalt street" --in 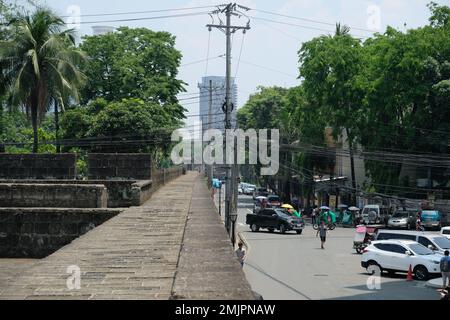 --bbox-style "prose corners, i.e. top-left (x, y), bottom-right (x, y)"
top-left (234, 195), bottom-right (440, 300)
